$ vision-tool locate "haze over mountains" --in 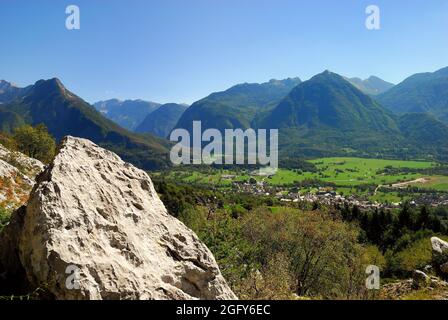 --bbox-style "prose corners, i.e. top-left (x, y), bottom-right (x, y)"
top-left (346, 76), bottom-right (395, 96)
top-left (0, 80), bottom-right (30, 104)
top-left (94, 99), bottom-right (161, 131)
top-left (136, 103), bottom-right (188, 138)
top-left (0, 66), bottom-right (447, 170)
